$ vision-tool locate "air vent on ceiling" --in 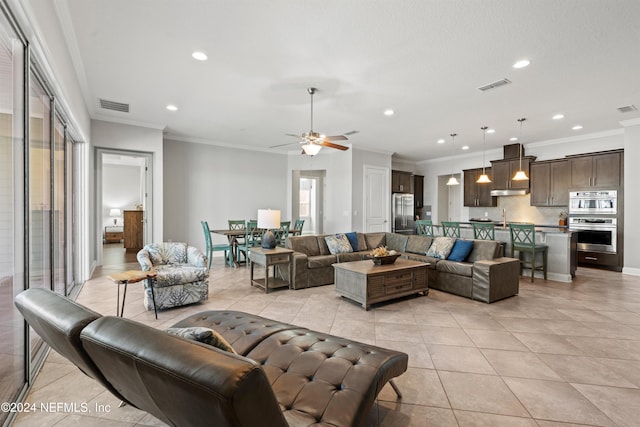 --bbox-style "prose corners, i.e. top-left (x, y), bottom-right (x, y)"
top-left (99, 99), bottom-right (130, 113)
top-left (617, 104), bottom-right (638, 113)
top-left (477, 78), bottom-right (512, 92)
